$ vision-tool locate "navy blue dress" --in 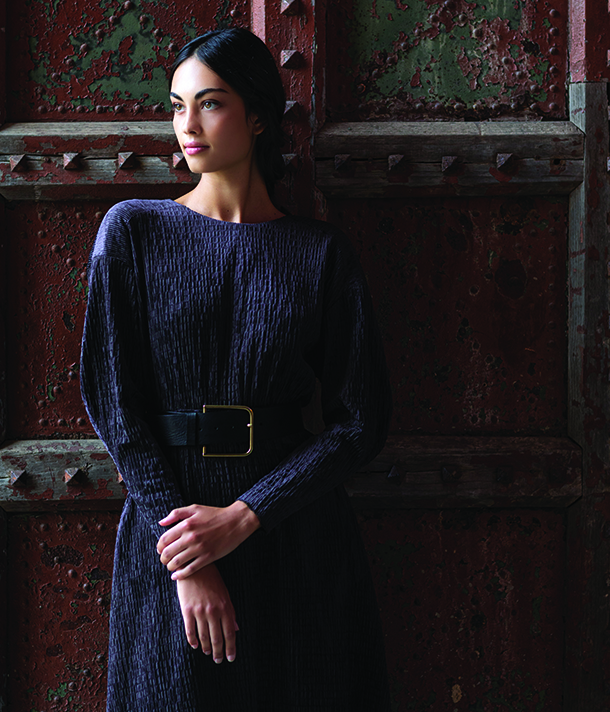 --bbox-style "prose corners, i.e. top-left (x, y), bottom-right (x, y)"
top-left (80, 199), bottom-right (392, 712)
